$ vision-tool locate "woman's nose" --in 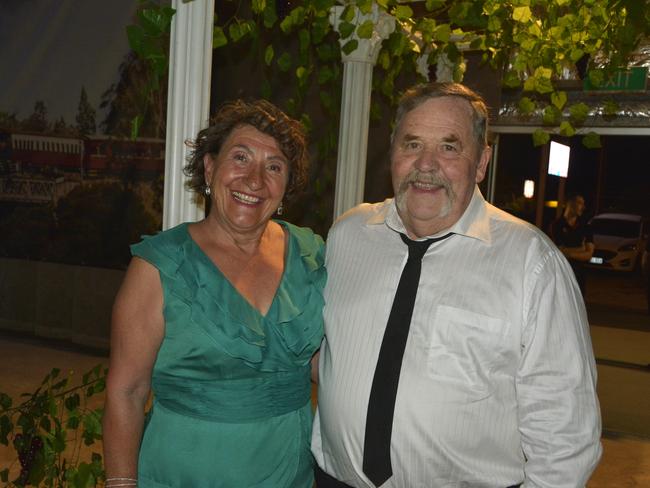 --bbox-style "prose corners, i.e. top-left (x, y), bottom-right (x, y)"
top-left (245, 164), bottom-right (263, 190)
